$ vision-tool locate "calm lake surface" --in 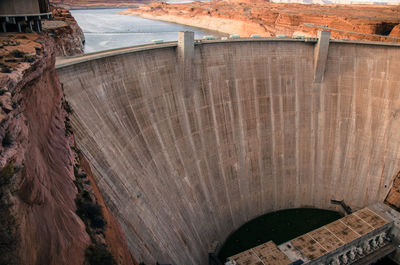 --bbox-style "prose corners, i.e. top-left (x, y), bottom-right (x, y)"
top-left (70, 8), bottom-right (226, 53)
